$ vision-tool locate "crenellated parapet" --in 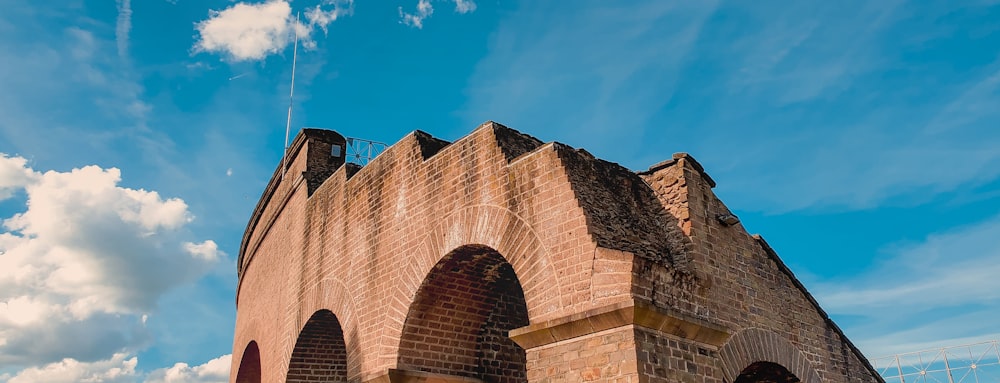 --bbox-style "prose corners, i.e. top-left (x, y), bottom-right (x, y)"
top-left (231, 121), bottom-right (883, 383)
